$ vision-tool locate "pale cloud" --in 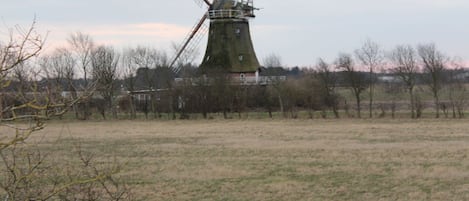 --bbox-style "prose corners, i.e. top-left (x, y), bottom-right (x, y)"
top-left (39, 22), bottom-right (190, 52)
top-left (88, 23), bottom-right (188, 38)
